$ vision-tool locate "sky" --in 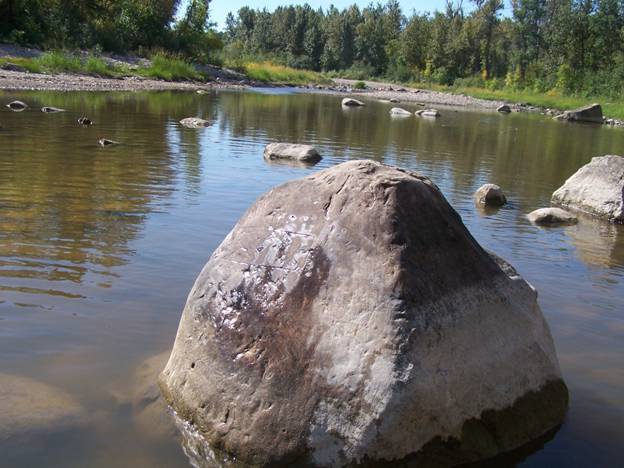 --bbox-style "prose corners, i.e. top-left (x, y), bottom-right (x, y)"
top-left (179, 1), bottom-right (462, 30)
